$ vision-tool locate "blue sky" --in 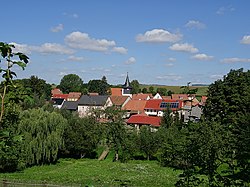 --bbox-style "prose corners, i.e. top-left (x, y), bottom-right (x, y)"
top-left (1, 0), bottom-right (250, 85)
